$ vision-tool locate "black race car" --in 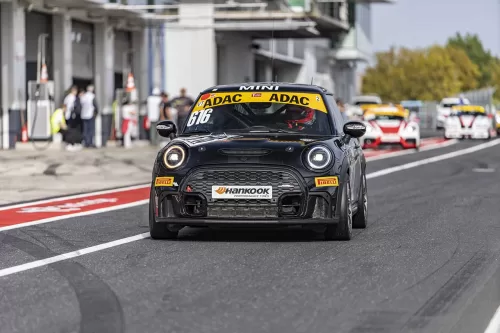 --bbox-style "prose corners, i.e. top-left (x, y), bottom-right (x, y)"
top-left (149, 82), bottom-right (367, 240)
